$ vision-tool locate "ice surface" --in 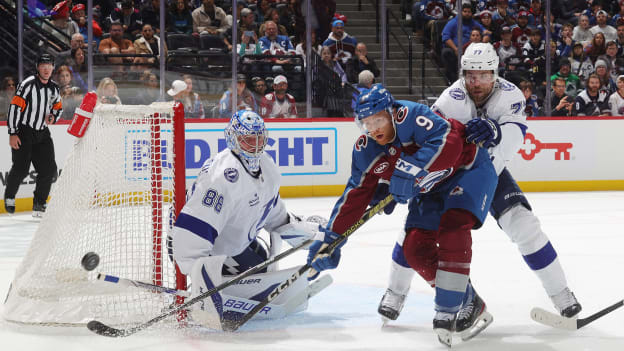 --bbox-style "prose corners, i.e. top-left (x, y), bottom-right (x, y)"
top-left (1, 192), bottom-right (623, 350)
